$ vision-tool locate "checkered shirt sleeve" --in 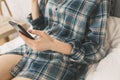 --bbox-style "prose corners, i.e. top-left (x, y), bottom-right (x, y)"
top-left (27, 0), bottom-right (47, 30)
